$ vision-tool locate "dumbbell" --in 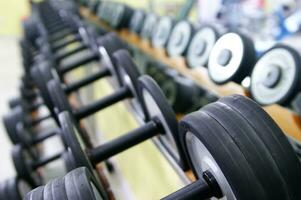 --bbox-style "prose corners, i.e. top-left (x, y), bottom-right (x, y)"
top-left (140, 13), bottom-right (158, 40)
top-left (0, 177), bottom-right (32, 200)
top-left (24, 167), bottom-right (109, 200)
top-left (151, 16), bottom-right (175, 48)
top-left (12, 144), bottom-right (68, 187)
top-left (30, 34), bottom-right (126, 117)
top-left (128, 9), bottom-right (146, 34)
top-left (25, 94), bottom-right (301, 200)
top-left (58, 75), bottom-right (187, 176)
top-left (46, 50), bottom-right (145, 124)
top-left (186, 25), bottom-right (219, 68)
top-left (250, 44), bottom-right (301, 105)
top-left (207, 31), bottom-right (256, 85)
top-left (166, 20), bottom-right (194, 57)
